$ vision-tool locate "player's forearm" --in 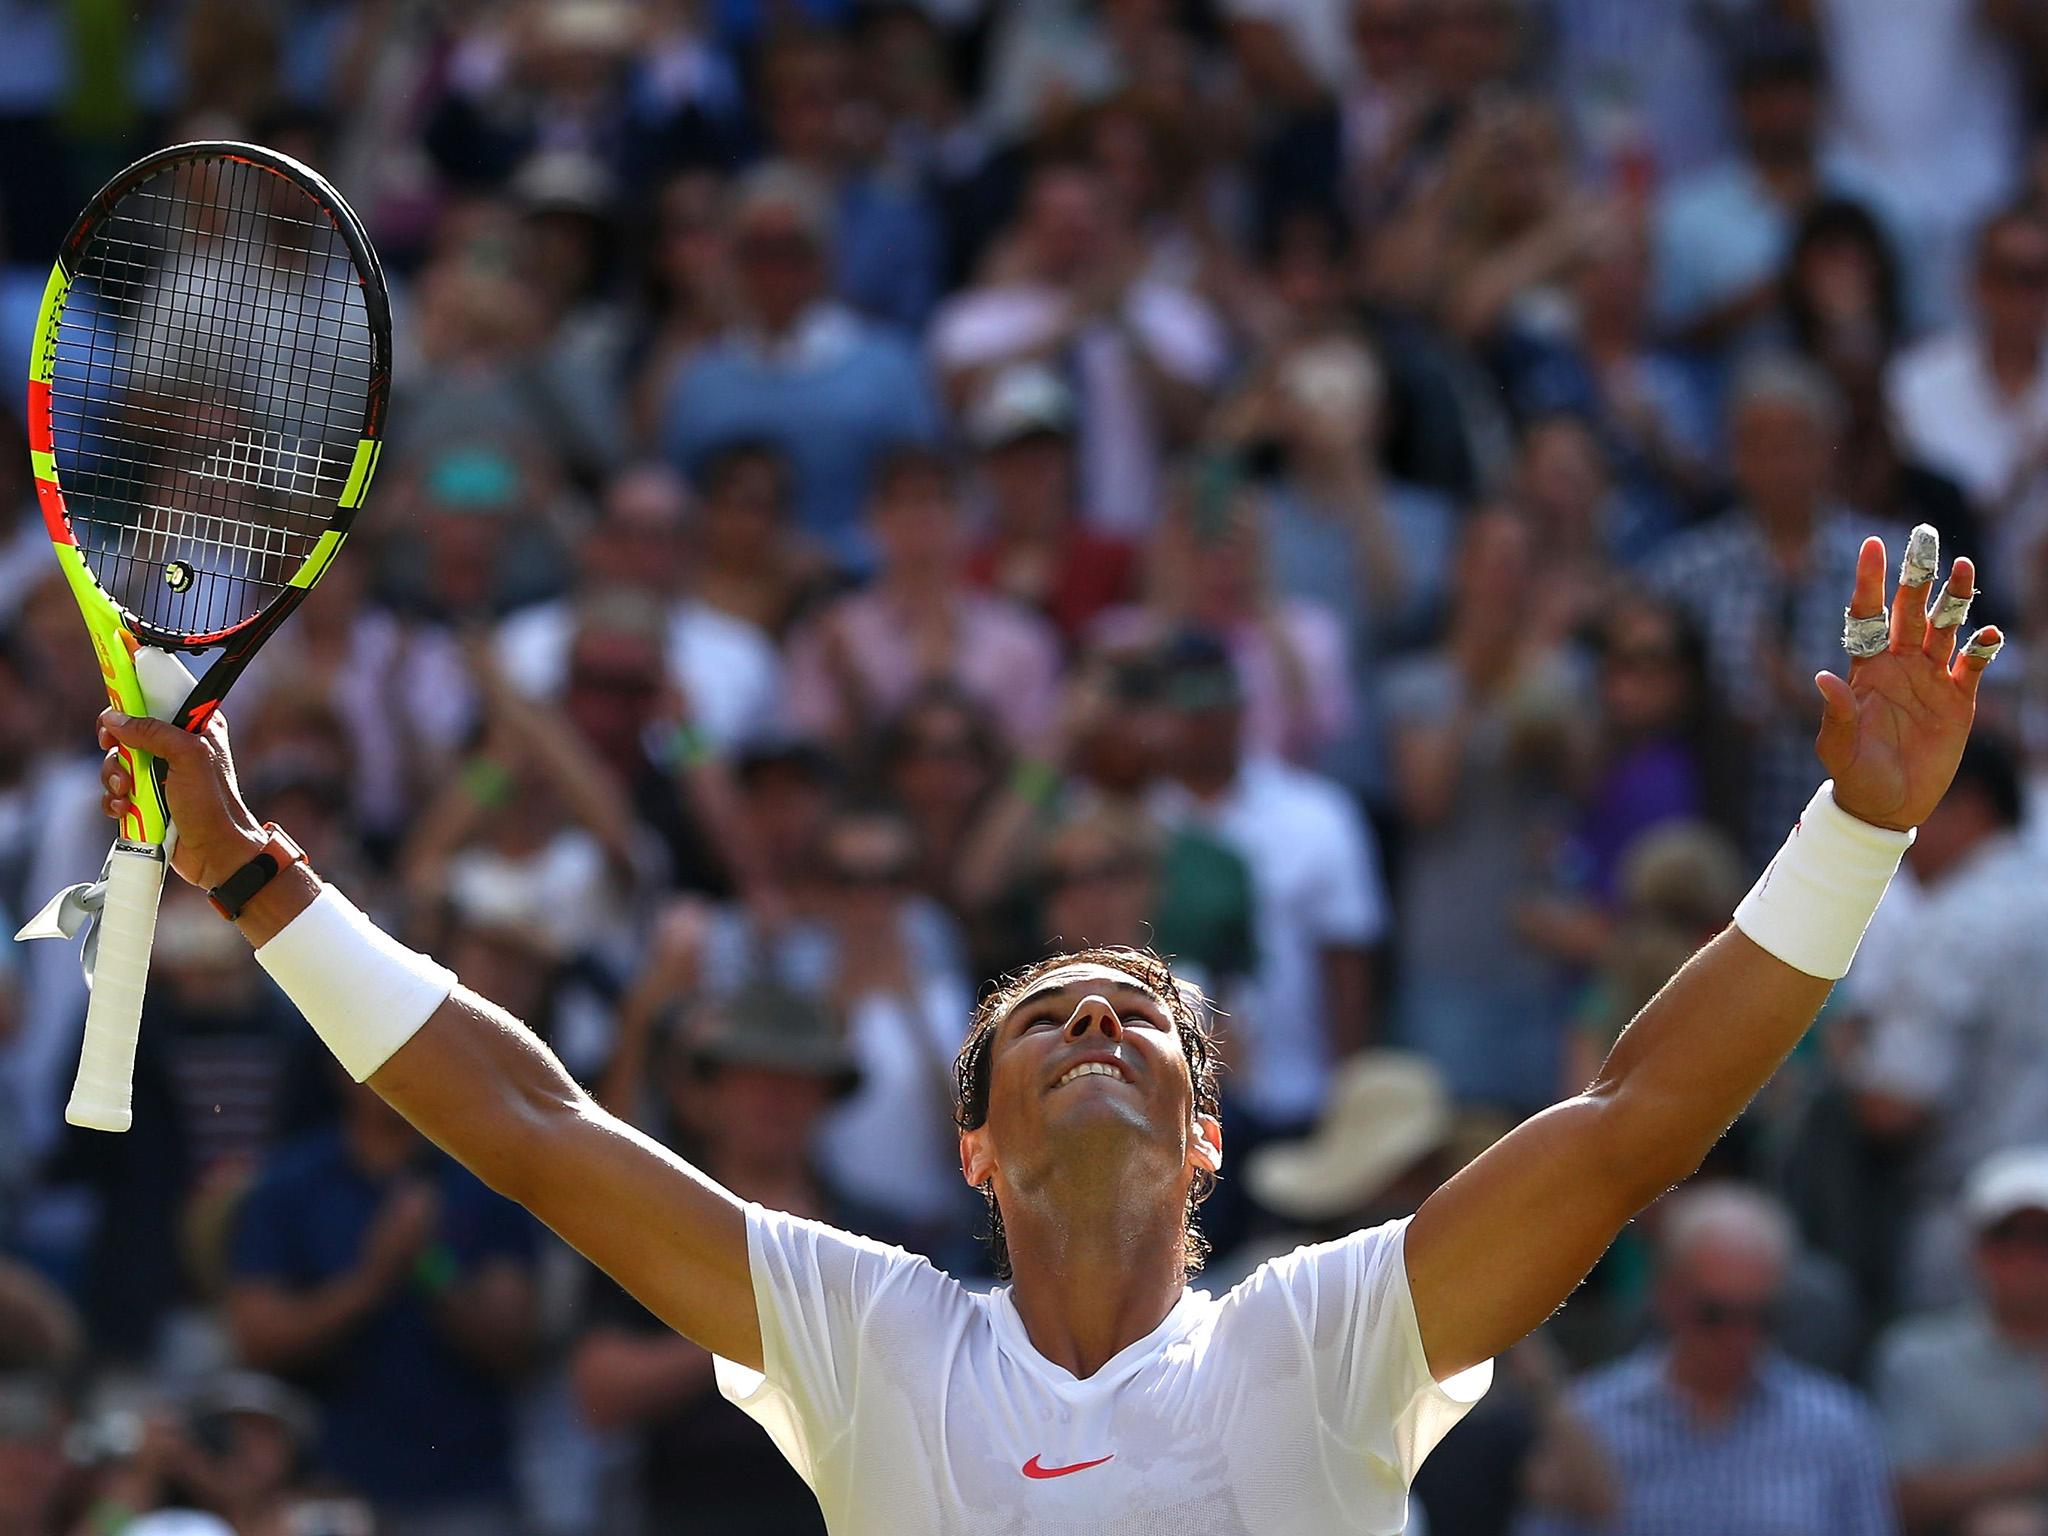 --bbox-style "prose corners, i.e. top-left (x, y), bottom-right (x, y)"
top-left (1585, 926), bottom-right (1831, 1193)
